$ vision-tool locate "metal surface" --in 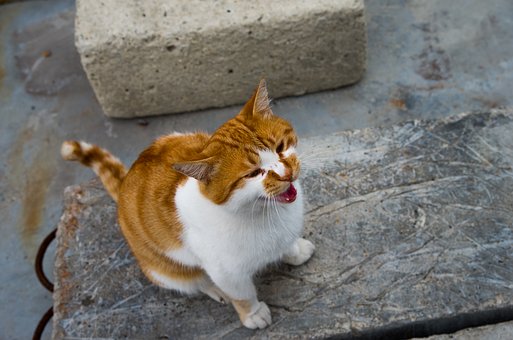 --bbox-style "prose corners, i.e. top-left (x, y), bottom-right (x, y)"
top-left (1, 0), bottom-right (513, 339)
